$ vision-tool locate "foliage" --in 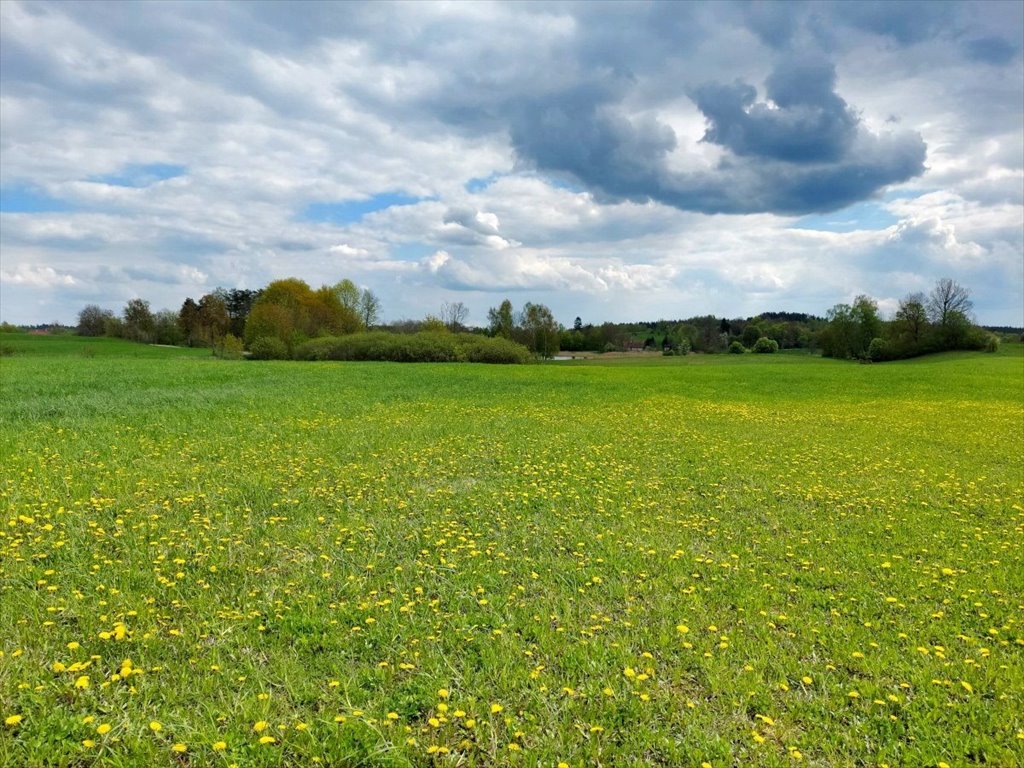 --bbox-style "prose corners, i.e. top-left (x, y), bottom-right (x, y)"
top-left (76, 305), bottom-right (114, 337)
top-left (244, 278), bottom-right (361, 354)
top-left (487, 299), bottom-right (516, 339)
top-left (295, 331), bottom-right (530, 364)
top-left (122, 298), bottom-right (155, 343)
top-left (517, 301), bottom-right (560, 358)
top-left (247, 335), bottom-right (289, 360)
top-left (728, 340), bottom-right (747, 354)
top-left (751, 336), bottom-right (779, 353)
top-left (214, 333), bottom-right (245, 360)
top-left (0, 337), bottom-right (1021, 767)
